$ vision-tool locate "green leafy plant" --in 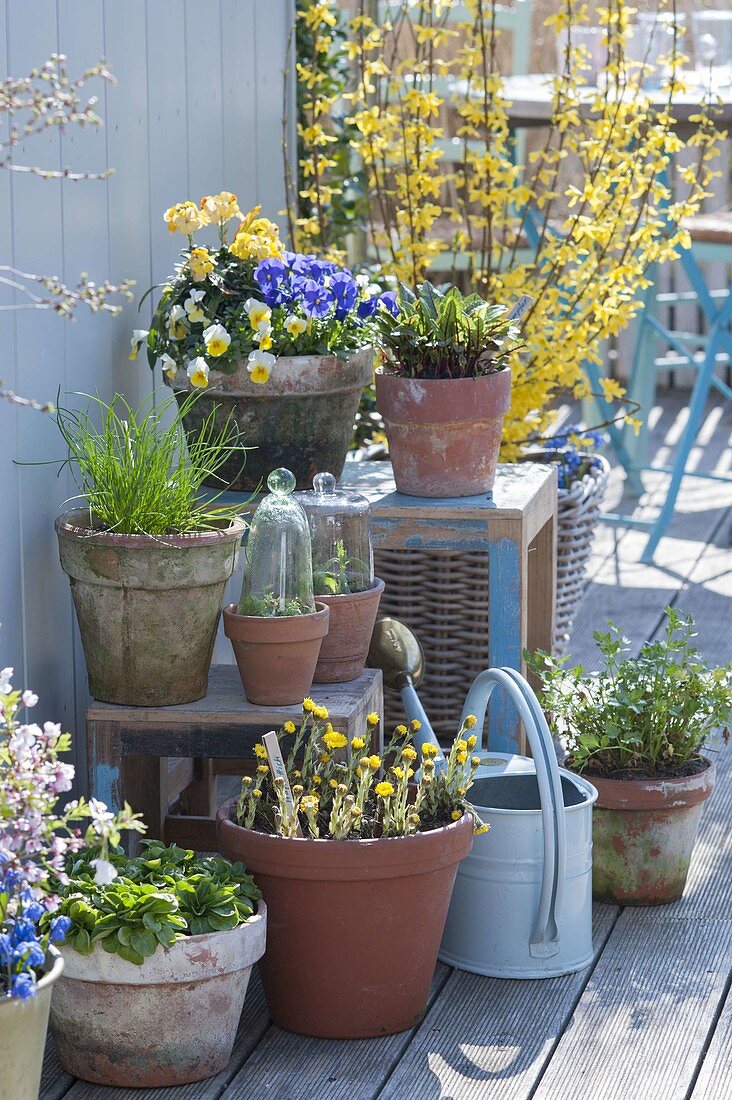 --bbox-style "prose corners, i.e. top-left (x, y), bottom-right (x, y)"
top-left (313, 539), bottom-right (369, 595)
top-left (238, 591), bottom-right (313, 617)
top-left (52, 842), bottom-right (261, 964)
top-left (528, 608), bottom-right (732, 779)
top-left (373, 283), bottom-right (519, 381)
top-left (55, 391), bottom-right (247, 535)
